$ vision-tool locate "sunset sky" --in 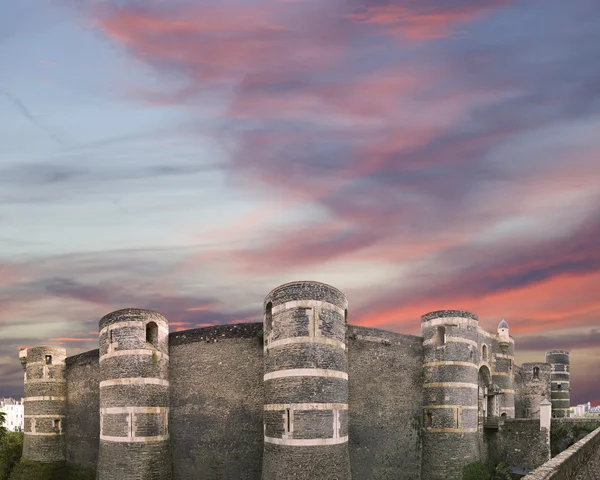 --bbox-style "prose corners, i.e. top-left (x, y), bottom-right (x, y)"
top-left (1, 0), bottom-right (599, 405)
